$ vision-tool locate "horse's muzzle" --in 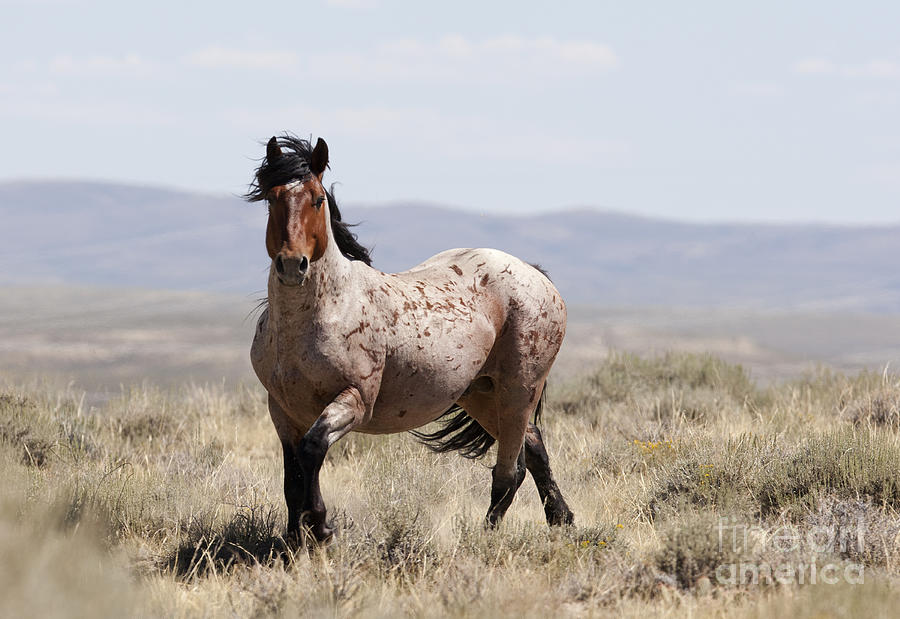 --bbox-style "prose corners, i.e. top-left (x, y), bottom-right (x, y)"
top-left (274, 253), bottom-right (309, 286)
